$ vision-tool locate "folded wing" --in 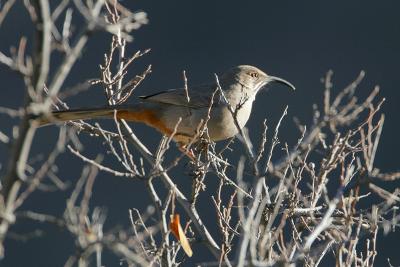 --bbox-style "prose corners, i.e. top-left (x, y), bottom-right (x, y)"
top-left (139, 85), bottom-right (219, 109)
